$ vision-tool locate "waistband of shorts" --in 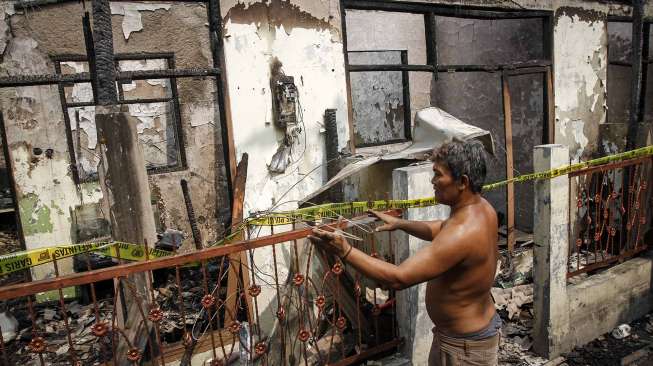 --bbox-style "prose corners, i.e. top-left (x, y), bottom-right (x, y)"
top-left (435, 331), bottom-right (500, 350)
top-left (433, 312), bottom-right (502, 341)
